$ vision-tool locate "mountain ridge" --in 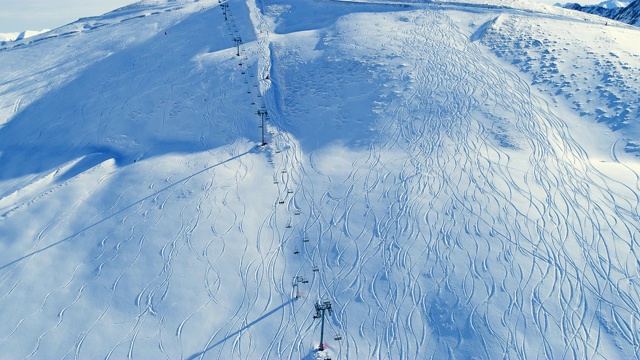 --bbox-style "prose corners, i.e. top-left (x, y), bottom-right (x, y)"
top-left (614, 0), bottom-right (640, 23)
top-left (563, 0), bottom-right (640, 25)
top-left (0, 29), bottom-right (49, 44)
